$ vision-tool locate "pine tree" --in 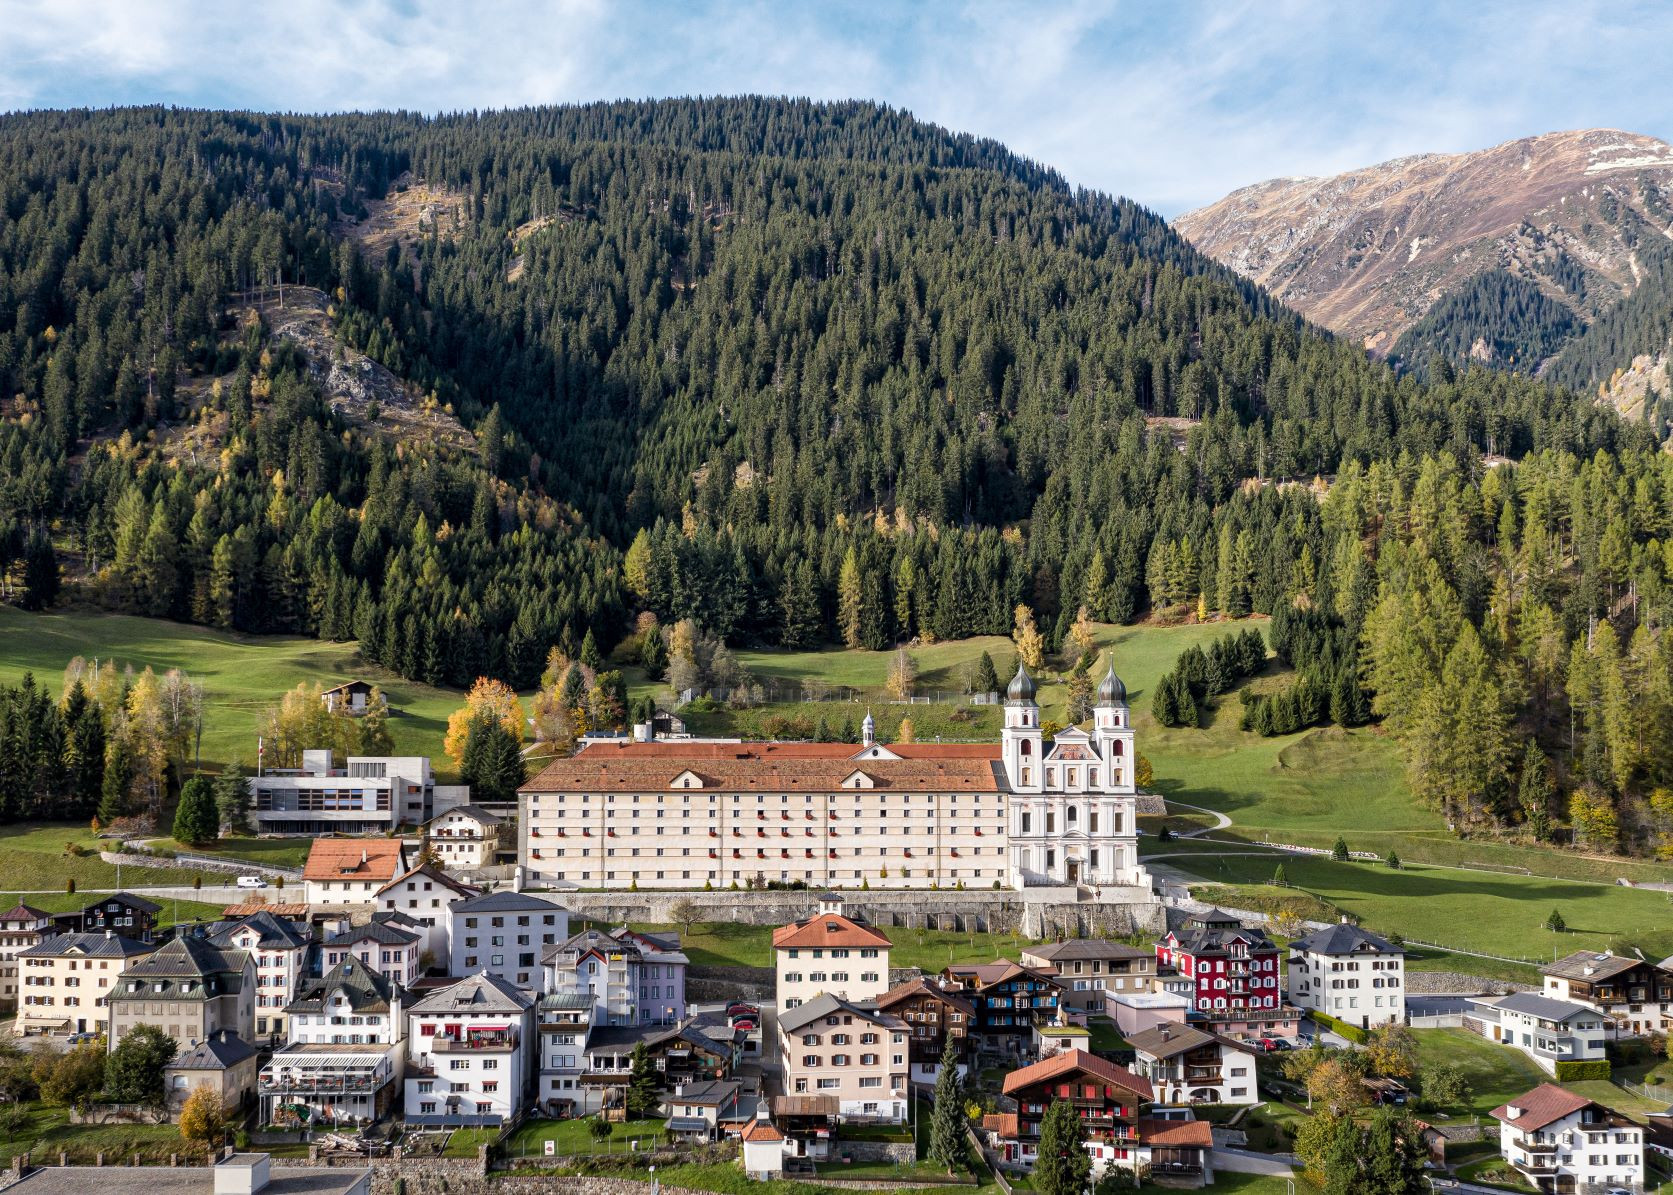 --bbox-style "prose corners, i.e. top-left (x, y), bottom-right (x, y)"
top-left (1332, 836), bottom-right (1350, 862)
top-left (1518, 742), bottom-right (1553, 841)
top-left (215, 760), bottom-right (252, 836)
top-left (837, 546), bottom-right (864, 649)
top-left (580, 629), bottom-right (602, 671)
top-left (99, 737), bottom-right (134, 823)
top-left (928, 1035), bottom-right (966, 1172)
top-left (1545, 908), bottom-right (1565, 932)
top-left (975, 651), bottom-right (999, 697)
top-left (172, 776), bottom-right (219, 845)
top-left (625, 1040), bottom-right (660, 1119)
